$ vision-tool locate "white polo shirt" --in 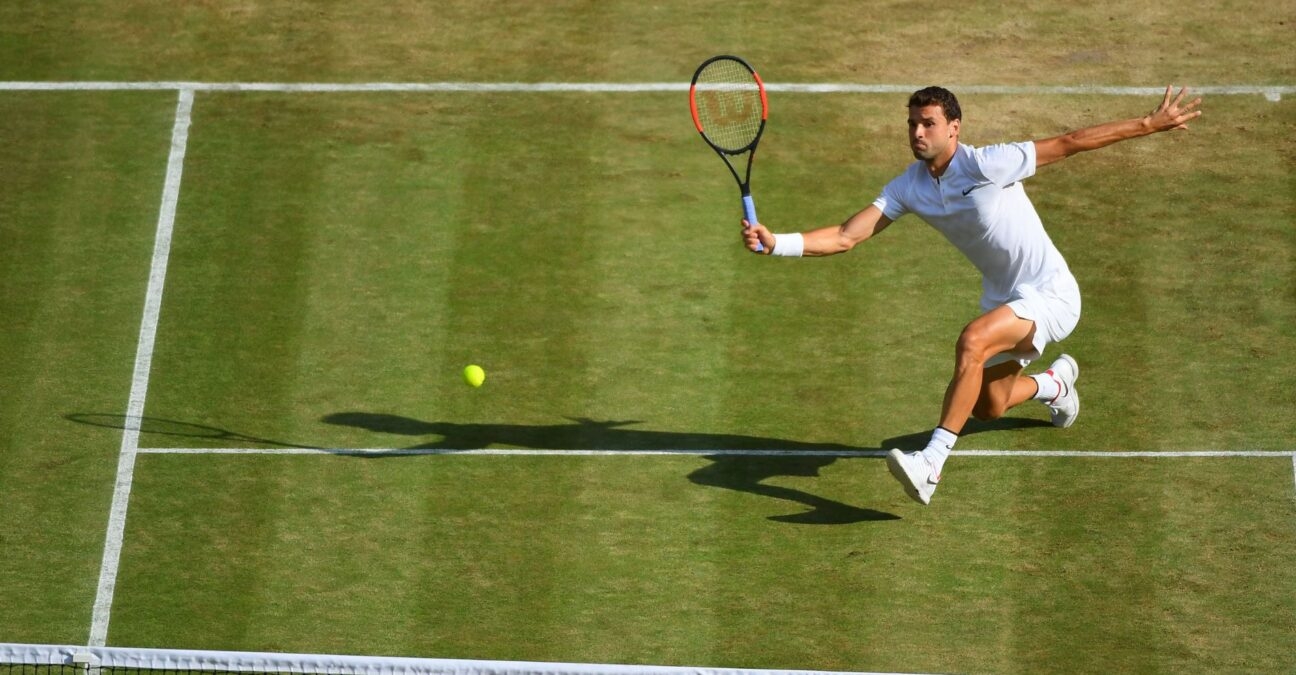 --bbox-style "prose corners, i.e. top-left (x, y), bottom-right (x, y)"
top-left (872, 141), bottom-right (1074, 308)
